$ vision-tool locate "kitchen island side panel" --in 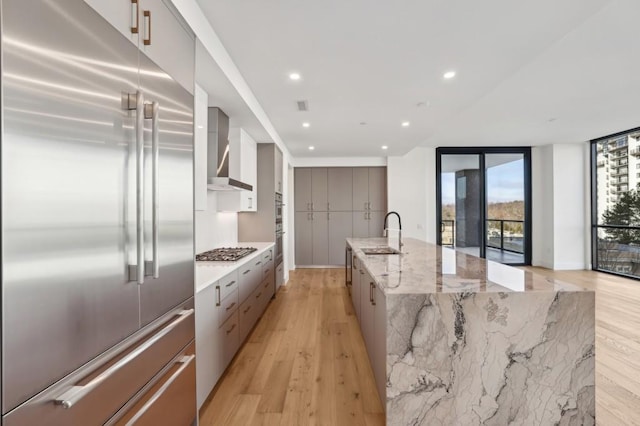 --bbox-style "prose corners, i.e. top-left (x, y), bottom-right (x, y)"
top-left (385, 291), bottom-right (595, 426)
